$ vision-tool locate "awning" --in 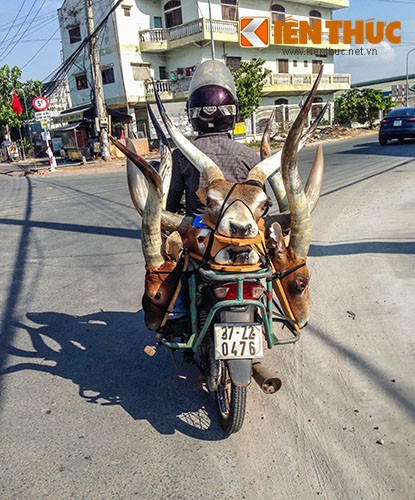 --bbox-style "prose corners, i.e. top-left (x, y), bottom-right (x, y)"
top-left (52, 121), bottom-right (83, 133)
top-left (107, 108), bottom-right (132, 123)
top-left (60, 104), bottom-right (93, 117)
